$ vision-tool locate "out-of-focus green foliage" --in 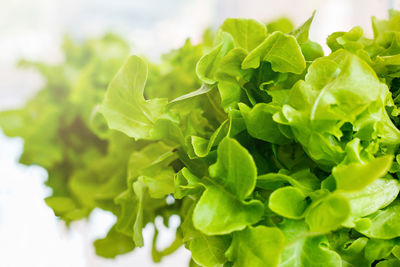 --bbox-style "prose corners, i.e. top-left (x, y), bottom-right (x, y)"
top-left (0, 34), bottom-right (135, 222)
